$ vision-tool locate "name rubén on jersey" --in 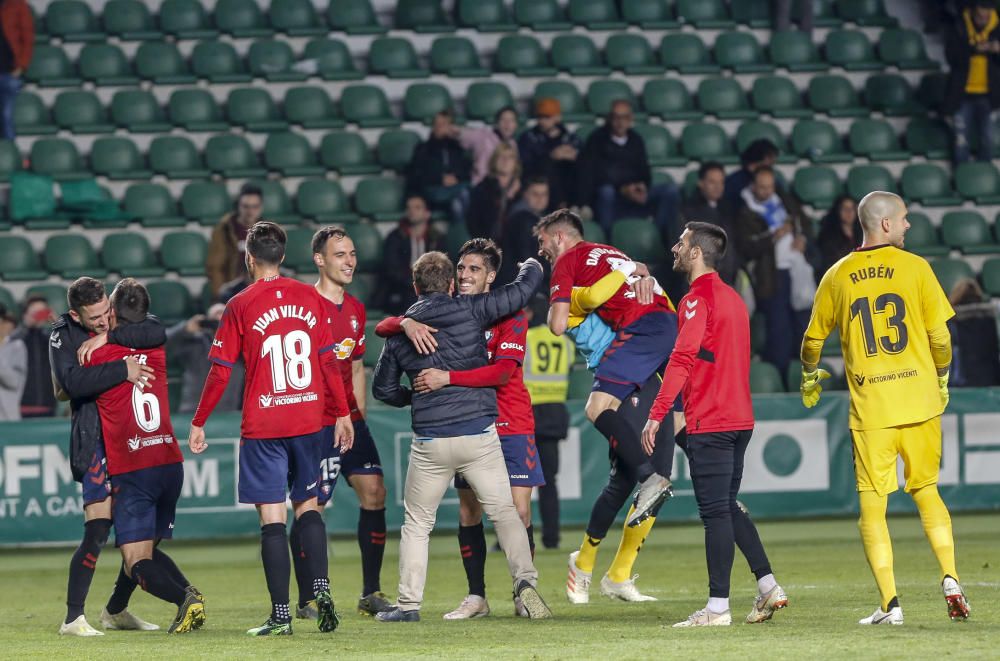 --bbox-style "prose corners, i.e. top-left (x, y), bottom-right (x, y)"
top-left (849, 264), bottom-right (895, 285)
